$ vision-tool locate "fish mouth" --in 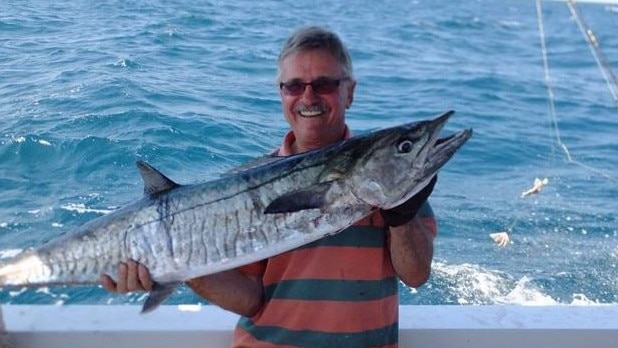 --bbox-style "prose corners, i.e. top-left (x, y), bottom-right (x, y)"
top-left (423, 118), bottom-right (473, 179)
top-left (400, 110), bottom-right (461, 174)
top-left (376, 110), bottom-right (472, 210)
